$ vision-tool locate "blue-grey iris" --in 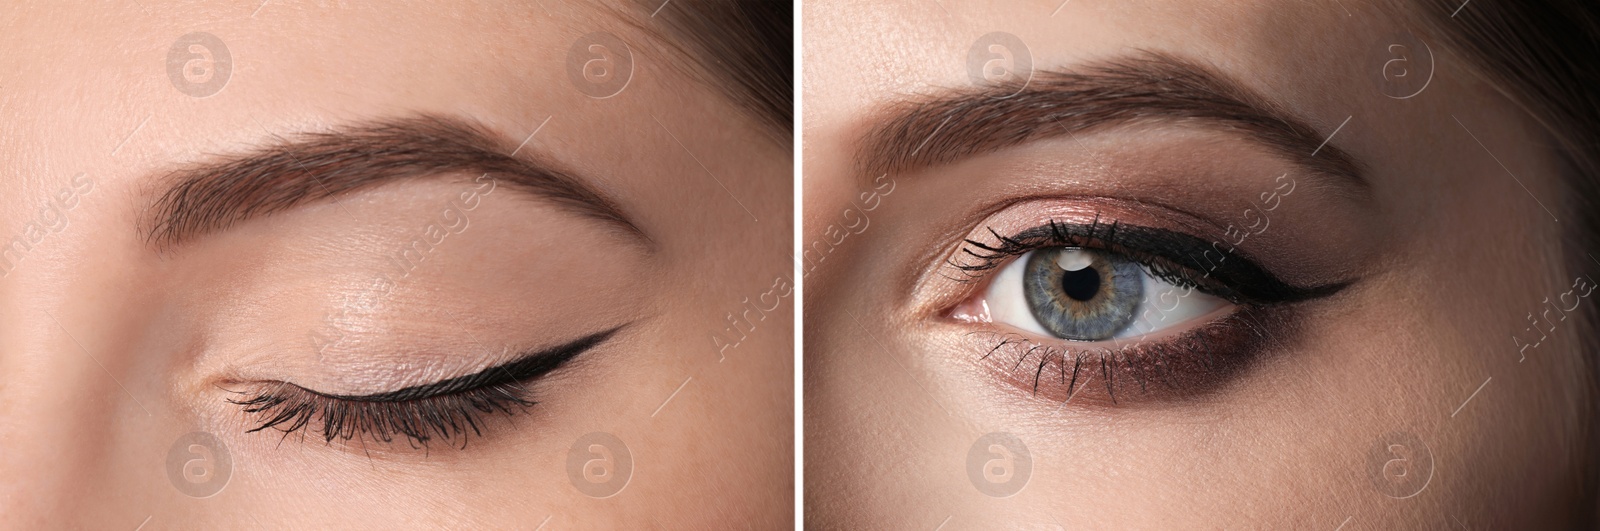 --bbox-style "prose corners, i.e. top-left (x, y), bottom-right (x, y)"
top-left (1021, 247), bottom-right (1144, 340)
